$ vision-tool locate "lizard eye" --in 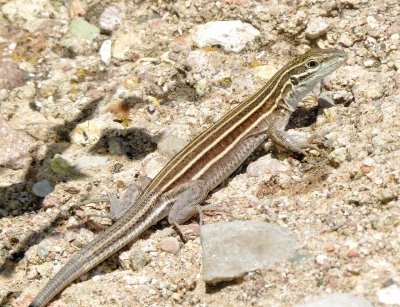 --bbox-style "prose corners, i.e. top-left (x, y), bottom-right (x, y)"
top-left (290, 76), bottom-right (299, 85)
top-left (307, 60), bottom-right (319, 68)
